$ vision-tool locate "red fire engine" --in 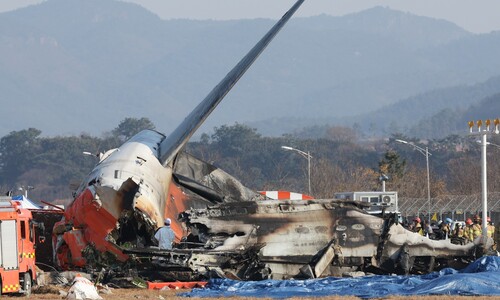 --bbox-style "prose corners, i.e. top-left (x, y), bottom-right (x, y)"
top-left (0, 198), bottom-right (39, 296)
